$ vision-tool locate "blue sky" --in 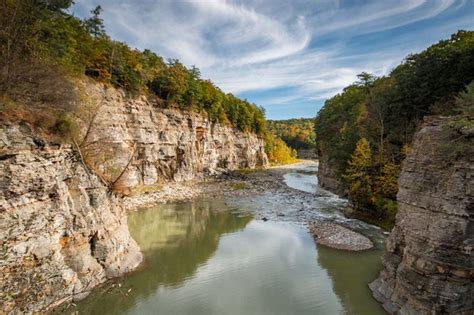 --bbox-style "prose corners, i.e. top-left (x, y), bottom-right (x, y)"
top-left (72, 0), bottom-right (474, 120)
